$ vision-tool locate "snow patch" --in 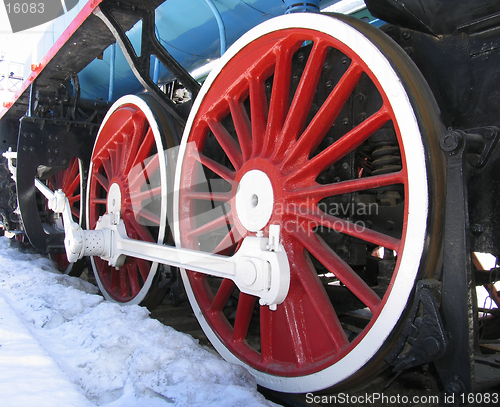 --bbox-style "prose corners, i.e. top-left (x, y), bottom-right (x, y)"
top-left (0, 237), bottom-right (279, 407)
